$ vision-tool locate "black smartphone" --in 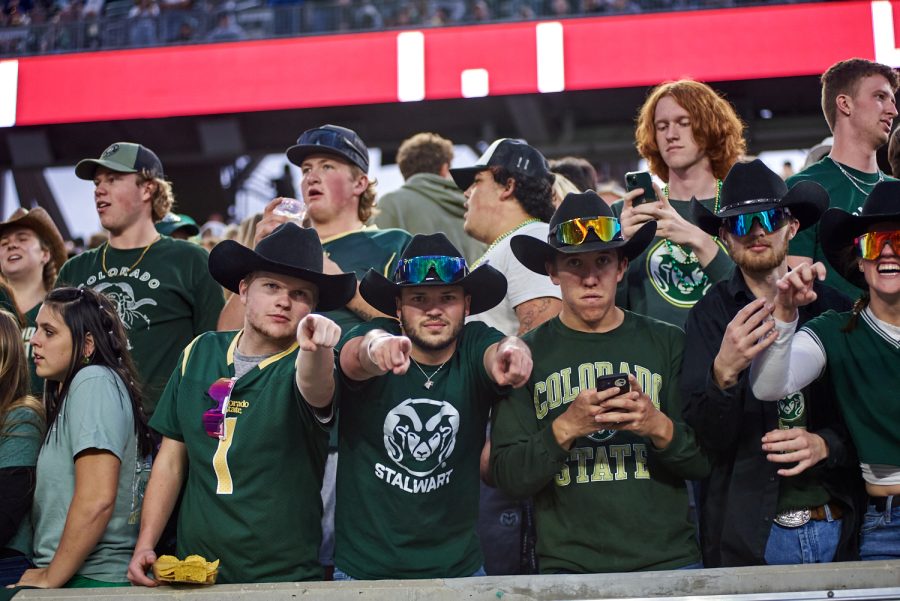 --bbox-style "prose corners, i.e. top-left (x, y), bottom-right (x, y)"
top-left (596, 372), bottom-right (630, 396)
top-left (624, 171), bottom-right (657, 206)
